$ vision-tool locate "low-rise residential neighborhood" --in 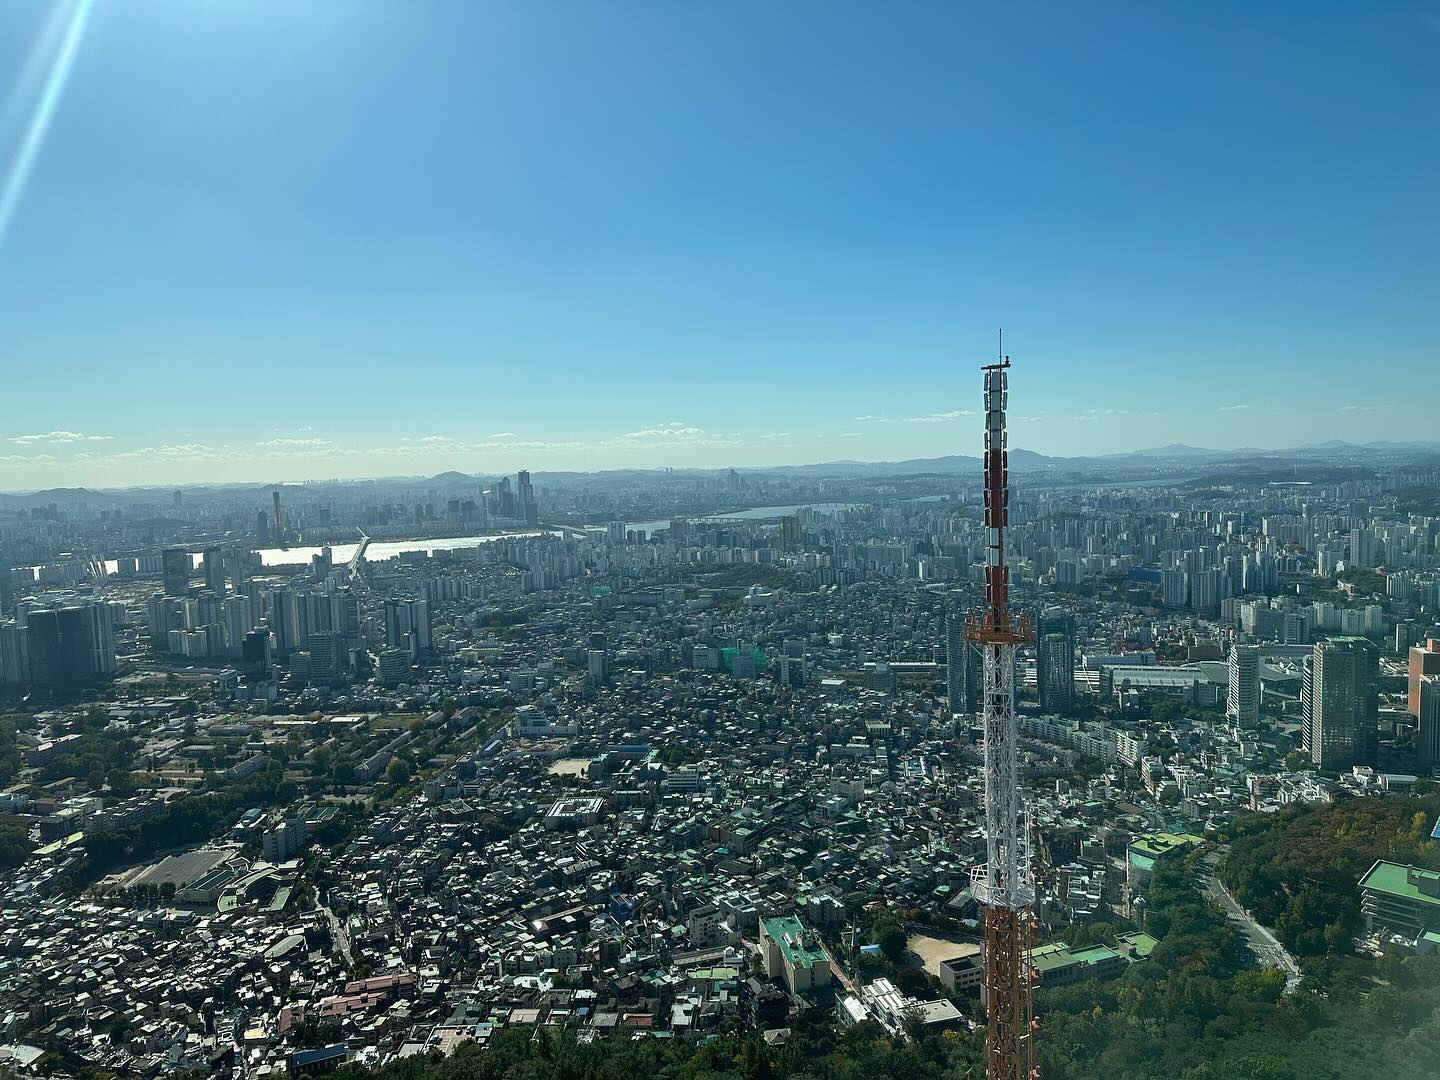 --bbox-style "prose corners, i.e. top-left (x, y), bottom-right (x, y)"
top-left (3, 461), bottom-right (1439, 1074)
